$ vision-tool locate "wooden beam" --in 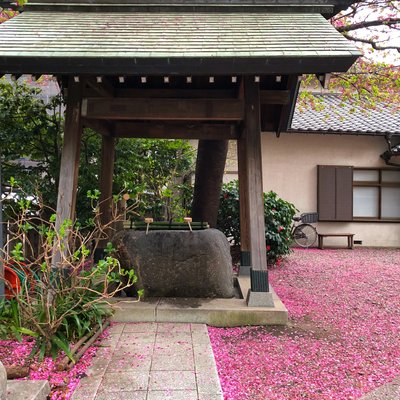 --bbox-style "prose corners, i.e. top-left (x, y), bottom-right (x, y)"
top-left (114, 88), bottom-right (236, 99)
top-left (260, 90), bottom-right (290, 105)
top-left (85, 77), bottom-right (115, 98)
top-left (1, 54), bottom-right (358, 77)
top-left (55, 77), bottom-right (83, 230)
top-left (114, 122), bottom-right (239, 140)
top-left (83, 119), bottom-right (113, 137)
top-left (238, 77), bottom-right (269, 292)
top-left (99, 135), bottom-right (116, 246)
top-left (276, 75), bottom-right (301, 137)
top-left (82, 98), bottom-right (244, 121)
